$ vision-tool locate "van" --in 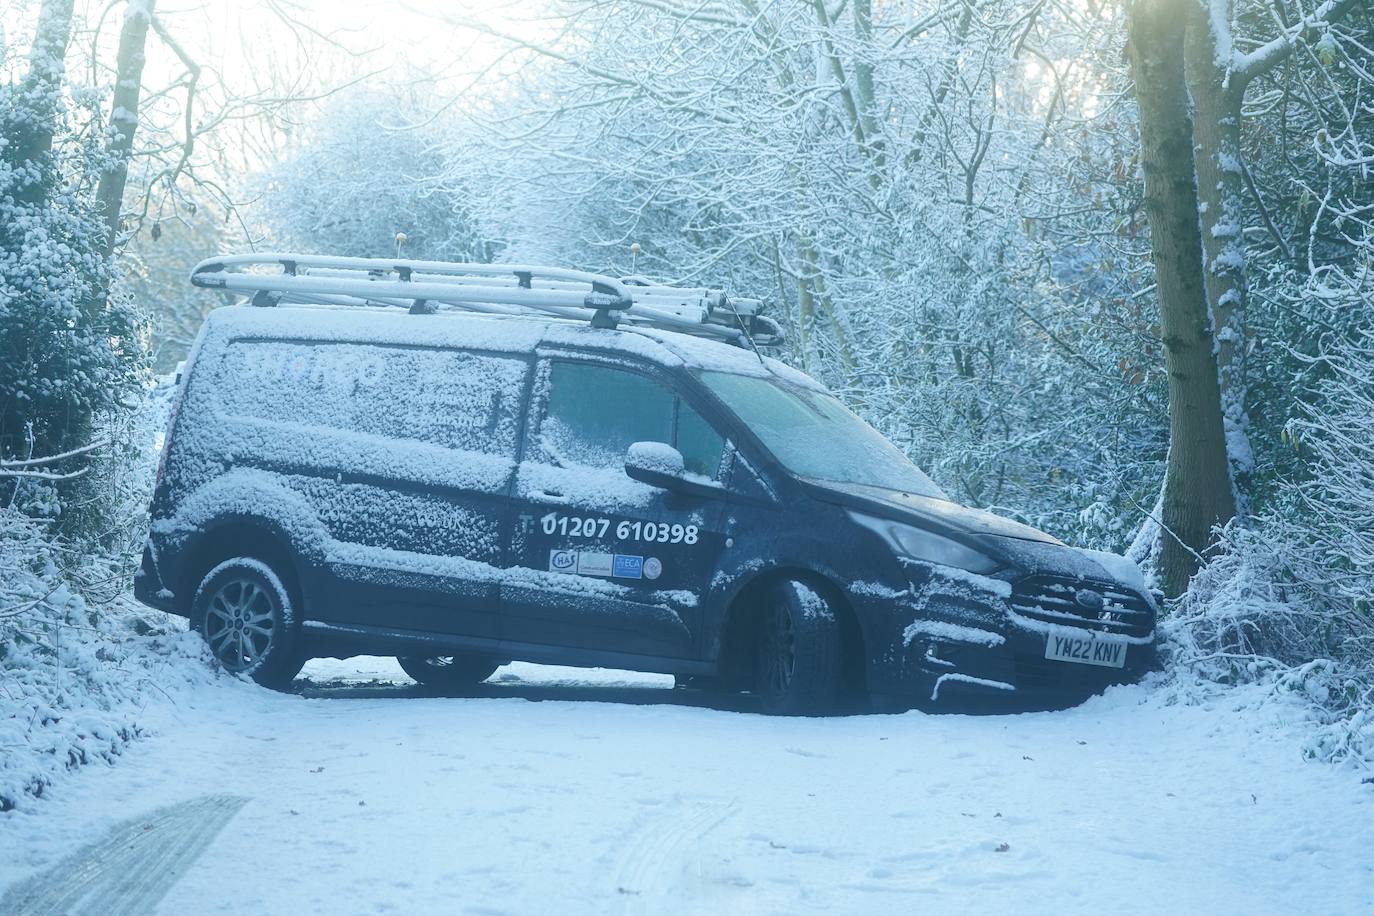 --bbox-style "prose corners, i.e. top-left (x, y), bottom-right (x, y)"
top-left (135, 257), bottom-right (1156, 714)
